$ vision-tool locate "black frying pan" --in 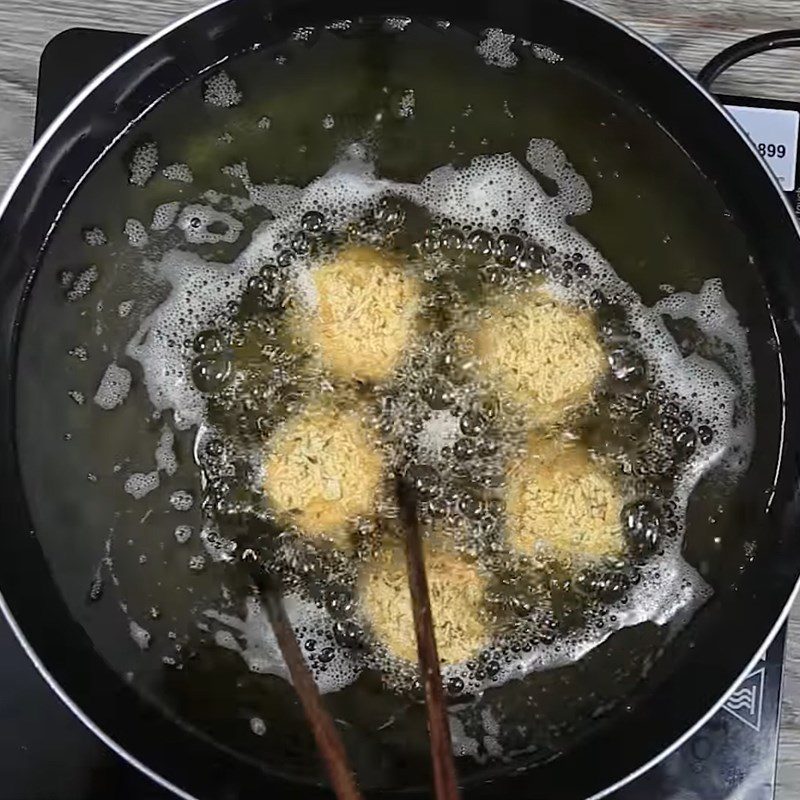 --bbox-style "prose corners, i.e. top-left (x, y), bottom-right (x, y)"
top-left (2, 1), bottom-right (800, 798)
